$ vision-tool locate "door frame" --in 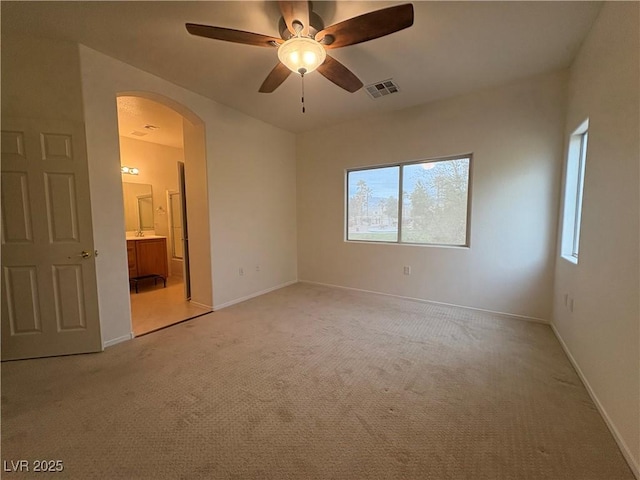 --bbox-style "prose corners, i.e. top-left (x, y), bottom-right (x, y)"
top-left (115, 92), bottom-right (212, 328)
